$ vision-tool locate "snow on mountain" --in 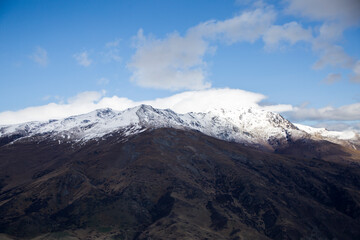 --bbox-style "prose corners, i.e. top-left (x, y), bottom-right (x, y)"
top-left (0, 104), bottom-right (358, 150)
top-left (295, 123), bottom-right (360, 150)
top-left (294, 124), bottom-right (356, 140)
top-left (180, 107), bottom-right (305, 148)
